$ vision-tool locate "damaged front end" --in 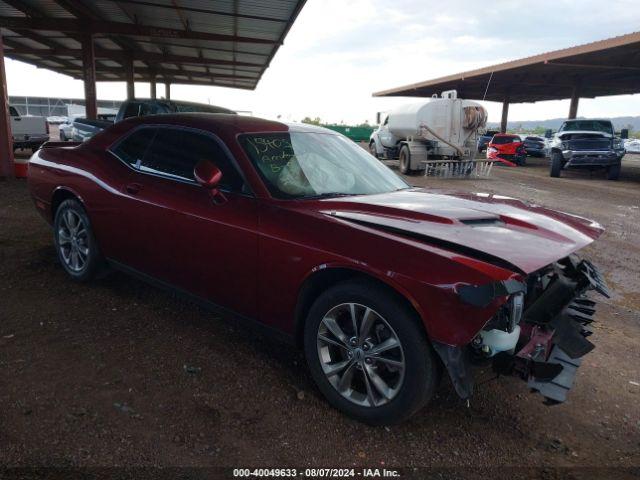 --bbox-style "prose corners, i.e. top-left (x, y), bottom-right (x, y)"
top-left (434, 255), bottom-right (609, 404)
